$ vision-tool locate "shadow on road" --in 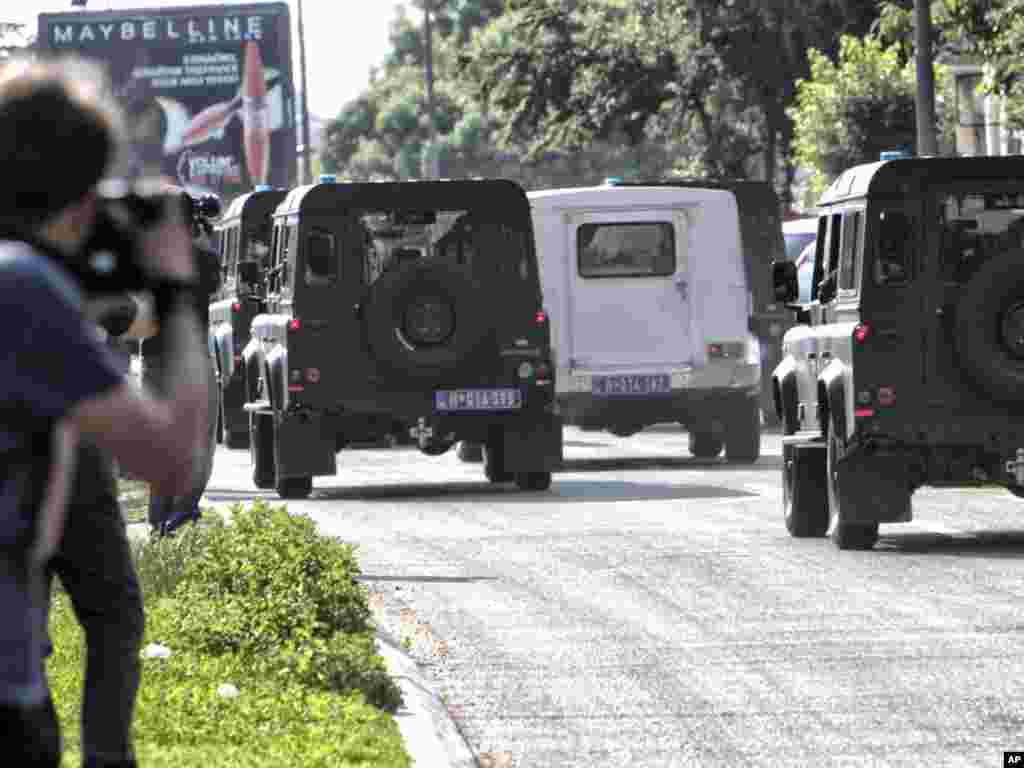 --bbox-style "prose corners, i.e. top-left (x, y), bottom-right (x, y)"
top-left (310, 478), bottom-right (757, 503)
top-left (876, 529), bottom-right (1024, 558)
top-left (559, 455), bottom-right (782, 473)
top-left (355, 574), bottom-right (496, 583)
